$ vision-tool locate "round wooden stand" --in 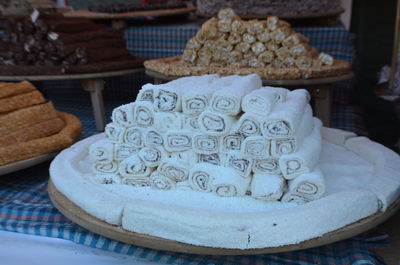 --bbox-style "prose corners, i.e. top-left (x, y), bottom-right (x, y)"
top-left (0, 68), bottom-right (143, 131)
top-left (48, 179), bottom-right (400, 255)
top-left (145, 68), bottom-right (354, 127)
